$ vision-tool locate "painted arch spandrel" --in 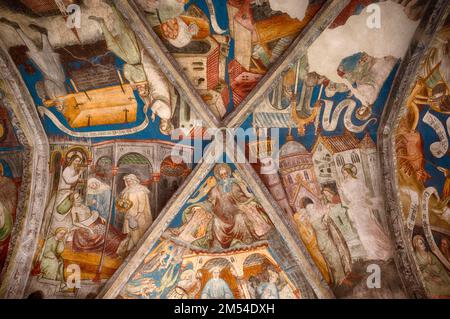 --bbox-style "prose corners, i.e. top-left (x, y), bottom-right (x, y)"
top-left (241, 0), bottom-right (429, 298)
top-left (134, 0), bottom-right (326, 118)
top-left (0, 1), bottom-right (207, 298)
top-left (118, 163), bottom-right (306, 299)
top-left (394, 13), bottom-right (450, 298)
